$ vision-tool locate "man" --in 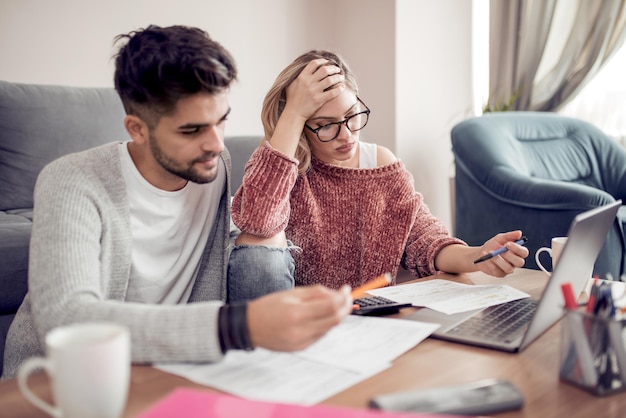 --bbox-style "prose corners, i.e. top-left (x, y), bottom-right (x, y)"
top-left (2, 25), bottom-right (351, 379)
